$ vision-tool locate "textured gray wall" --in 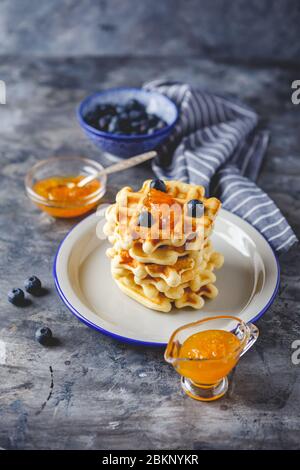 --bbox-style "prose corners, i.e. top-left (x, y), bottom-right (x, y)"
top-left (0, 0), bottom-right (299, 63)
